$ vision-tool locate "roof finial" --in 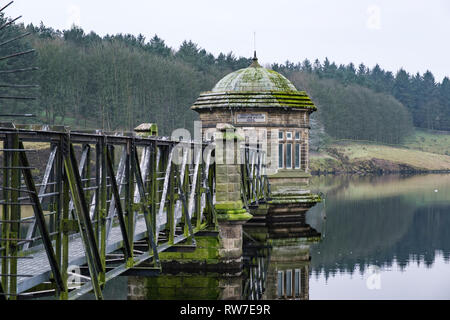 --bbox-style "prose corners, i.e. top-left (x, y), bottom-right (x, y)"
top-left (250, 32), bottom-right (260, 67)
top-left (250, 50), bottom-right (260, 68)
top-left (250, 51), bottom-right (260, 67)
